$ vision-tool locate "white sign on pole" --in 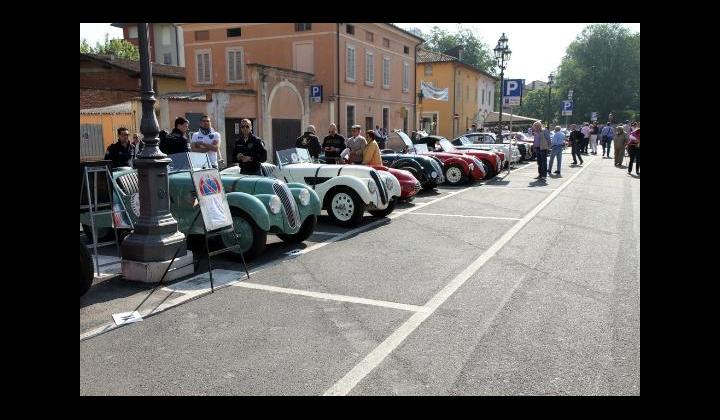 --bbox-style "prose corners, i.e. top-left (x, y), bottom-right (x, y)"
top-left (591, 111), bottom-right (598, 121)
top-left (562, 100), bottom-right (573, 116)
top-left (191, 168), bottom-right (233, 232)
